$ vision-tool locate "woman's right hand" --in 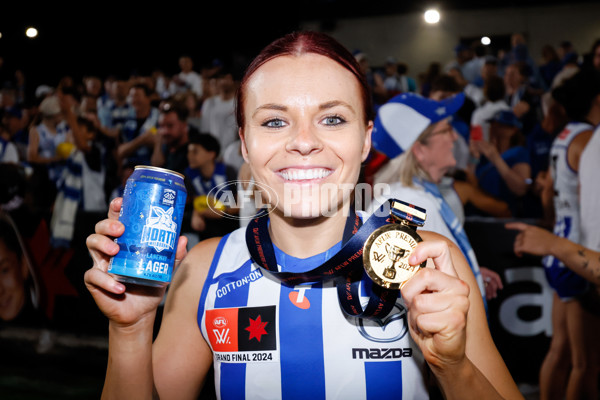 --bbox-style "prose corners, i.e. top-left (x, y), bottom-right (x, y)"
top-left (84, 197), bottom-right (188, 328)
